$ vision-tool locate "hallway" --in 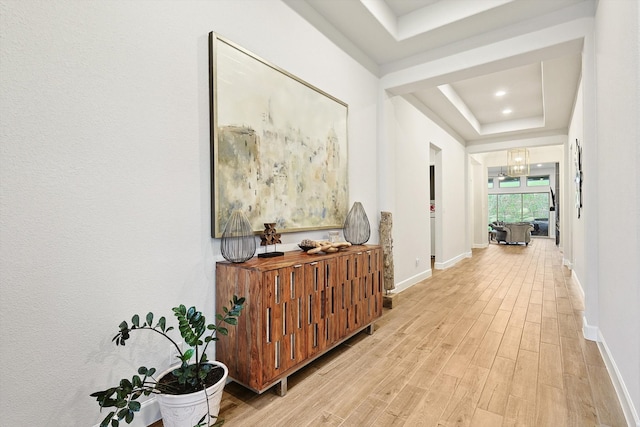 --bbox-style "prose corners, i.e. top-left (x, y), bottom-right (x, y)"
top-left (165, 239), bottom-right (628, 426)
